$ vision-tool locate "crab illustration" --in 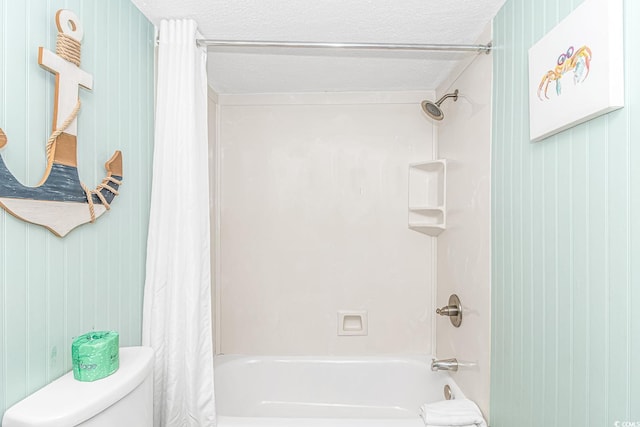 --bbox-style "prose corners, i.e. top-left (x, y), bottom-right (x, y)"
top-left (537, 45), bottom-right (592, 100)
